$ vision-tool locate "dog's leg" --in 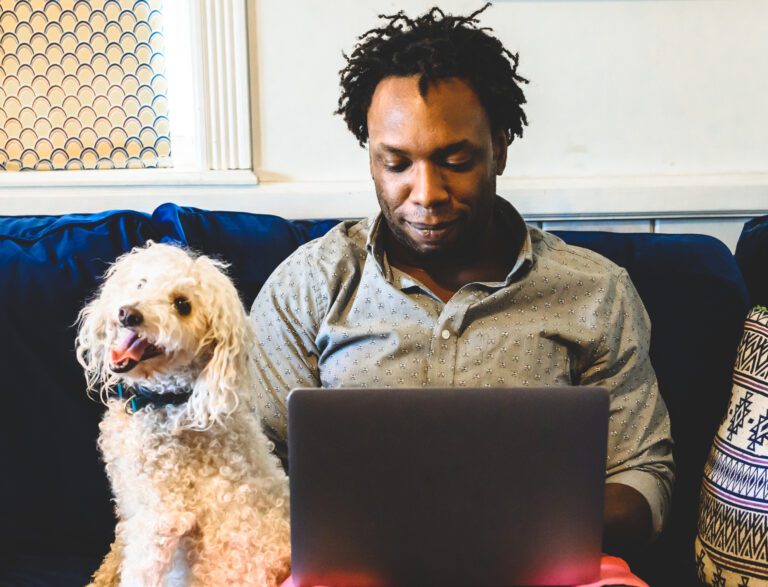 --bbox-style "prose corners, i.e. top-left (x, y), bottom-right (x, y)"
top-left (118, 511), bottom-right (197, 587)
top-left (88, 536), bottom-right (123, 587)
top-left (188, 536), bottom-right (291, 587)
top-left (187, 502), bottom-right (291, 587)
